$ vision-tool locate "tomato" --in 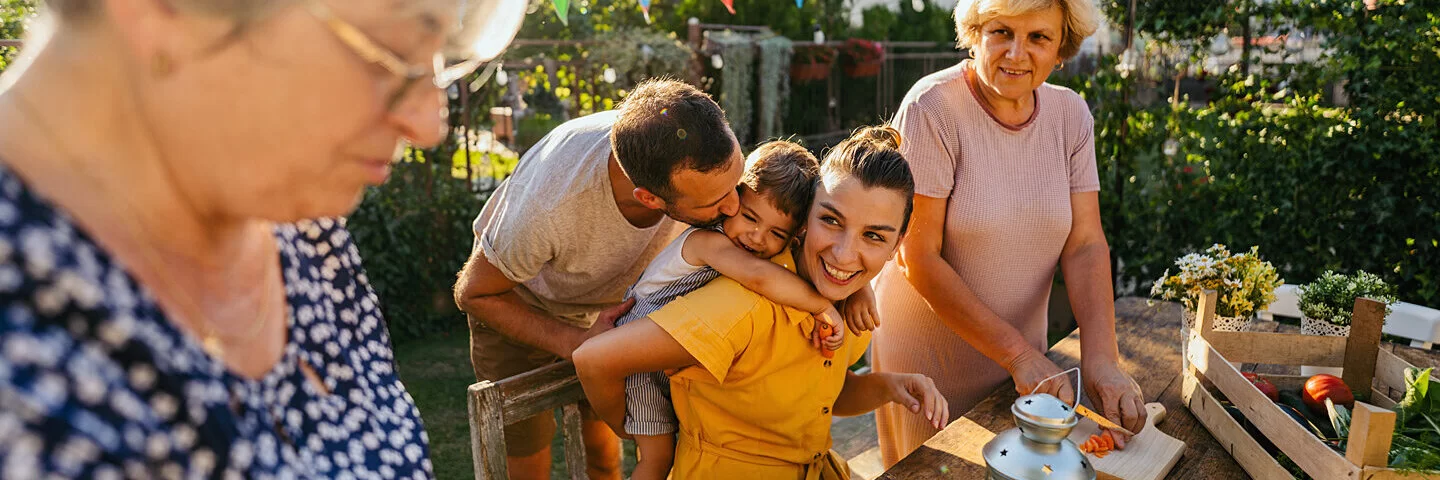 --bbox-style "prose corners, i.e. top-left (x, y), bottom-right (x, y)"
top-left (1302, 374), bottom-right (1354, 416)
top-left (1243, 372), bottom-right (1280, 401)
